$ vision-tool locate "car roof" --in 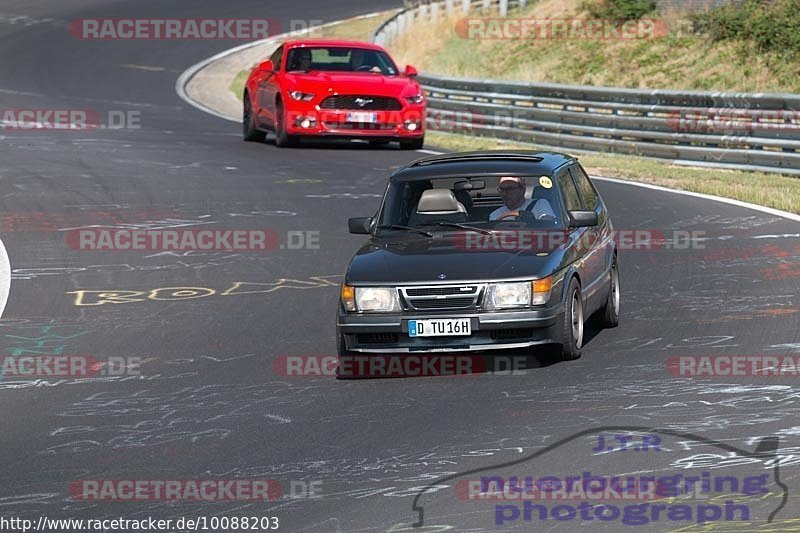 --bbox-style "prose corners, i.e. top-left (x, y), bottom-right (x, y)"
top-left (389, 150), bottom-right (577, 182)
top-left (283, 39), bottom-right (386, 51)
